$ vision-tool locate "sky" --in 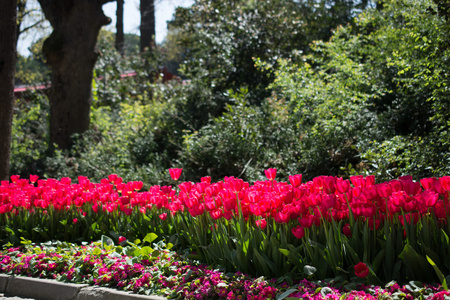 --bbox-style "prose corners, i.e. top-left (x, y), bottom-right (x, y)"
top-left (17, 0), bottom-right (194, 56)
top-left (102, 0), bottom-right (194, 43)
